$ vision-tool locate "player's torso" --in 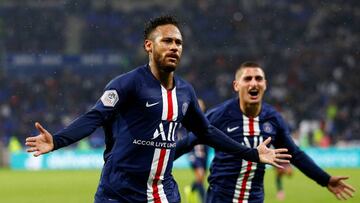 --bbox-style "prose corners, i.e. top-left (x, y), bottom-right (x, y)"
top-left (208, 100), bottom-right (279, 202)
top-left (99, 67), bottom-right (192, 202)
